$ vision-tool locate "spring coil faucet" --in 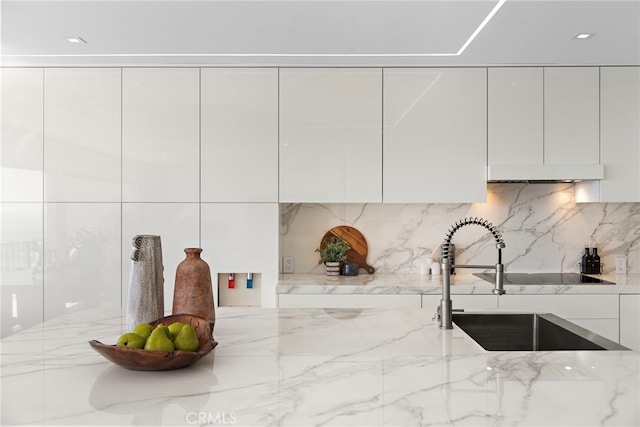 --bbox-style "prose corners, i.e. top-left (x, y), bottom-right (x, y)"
top-left (436, 217), bottom-right (506, 329)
